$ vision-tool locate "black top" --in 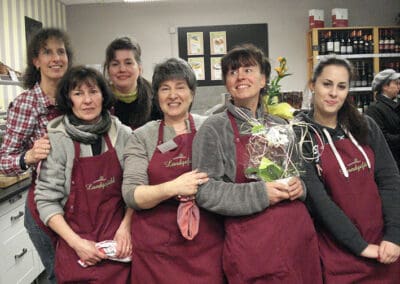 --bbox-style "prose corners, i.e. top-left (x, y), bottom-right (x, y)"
top-left (296, 111), bottom-right (400, 255)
